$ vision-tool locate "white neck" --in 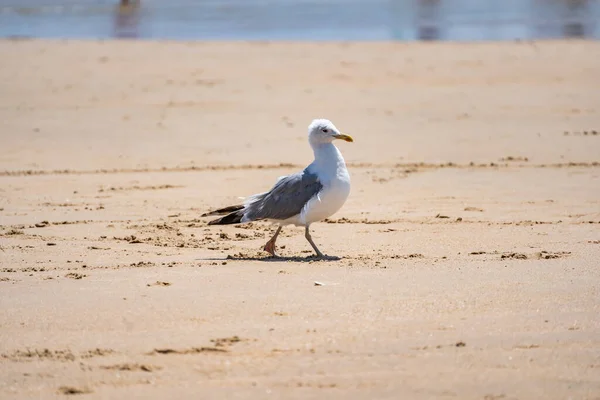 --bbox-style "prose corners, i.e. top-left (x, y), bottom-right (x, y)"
top-left (310, 142), bottom-right (347, 180)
